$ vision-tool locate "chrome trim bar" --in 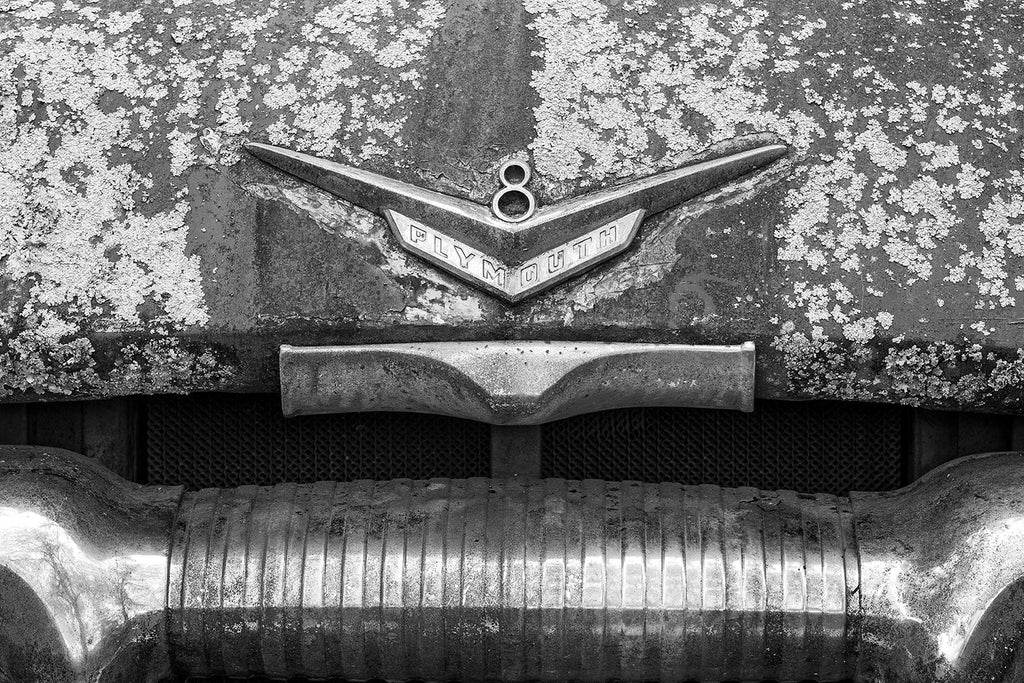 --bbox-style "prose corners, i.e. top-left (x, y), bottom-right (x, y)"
top-left (279, 341), bottom-right (756, 424)
top-left (1, 446), bottom-right (1023, 681)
